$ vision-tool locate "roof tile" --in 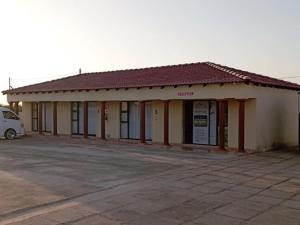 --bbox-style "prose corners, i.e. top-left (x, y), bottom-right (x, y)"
top-left (3, 62), bottom-right (300, 94)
